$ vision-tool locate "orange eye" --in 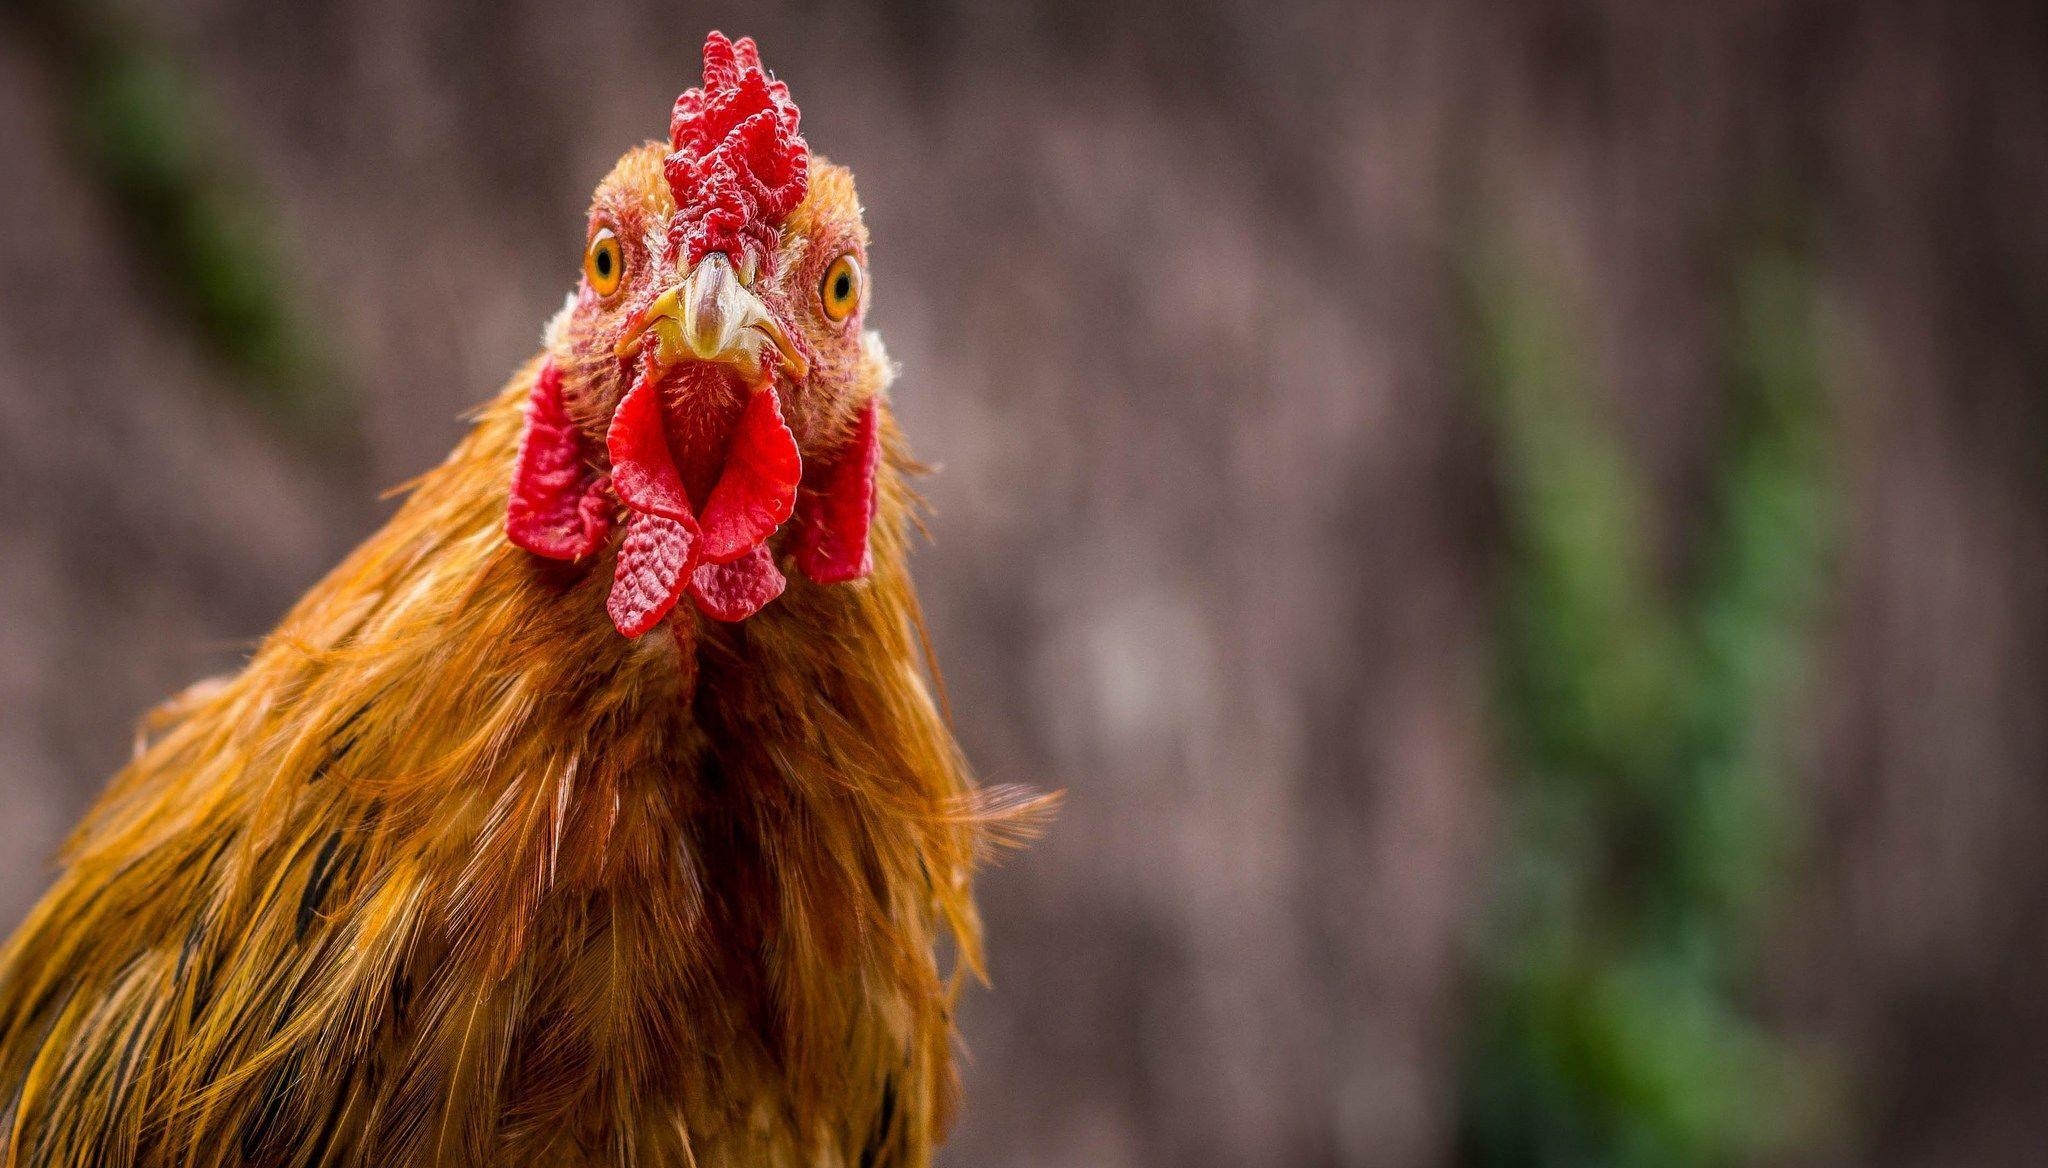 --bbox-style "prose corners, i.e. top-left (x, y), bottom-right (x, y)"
top-left (585, 228), bottom-right (623, 297)
top-left (820, 253), bottom-right (862, 322)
